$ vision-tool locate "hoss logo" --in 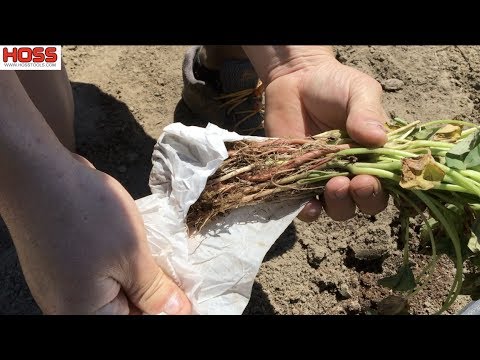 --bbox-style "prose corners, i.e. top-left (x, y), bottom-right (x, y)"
top-left (3, 46), bottom-right (58, 63)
